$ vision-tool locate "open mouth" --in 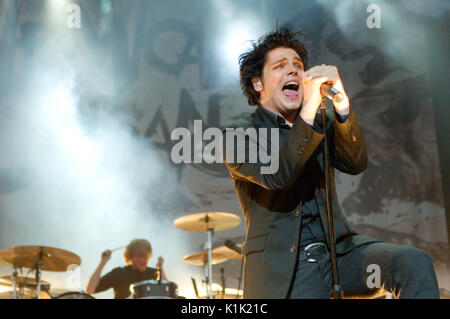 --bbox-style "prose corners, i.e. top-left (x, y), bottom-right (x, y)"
top-left (282, 81), bottom-right (299, 100)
